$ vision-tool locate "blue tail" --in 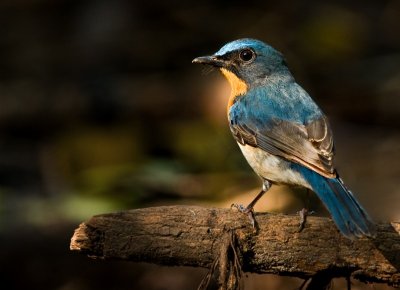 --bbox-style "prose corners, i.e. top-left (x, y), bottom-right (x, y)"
top-left (302, 169), bottom-right (375, 239)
